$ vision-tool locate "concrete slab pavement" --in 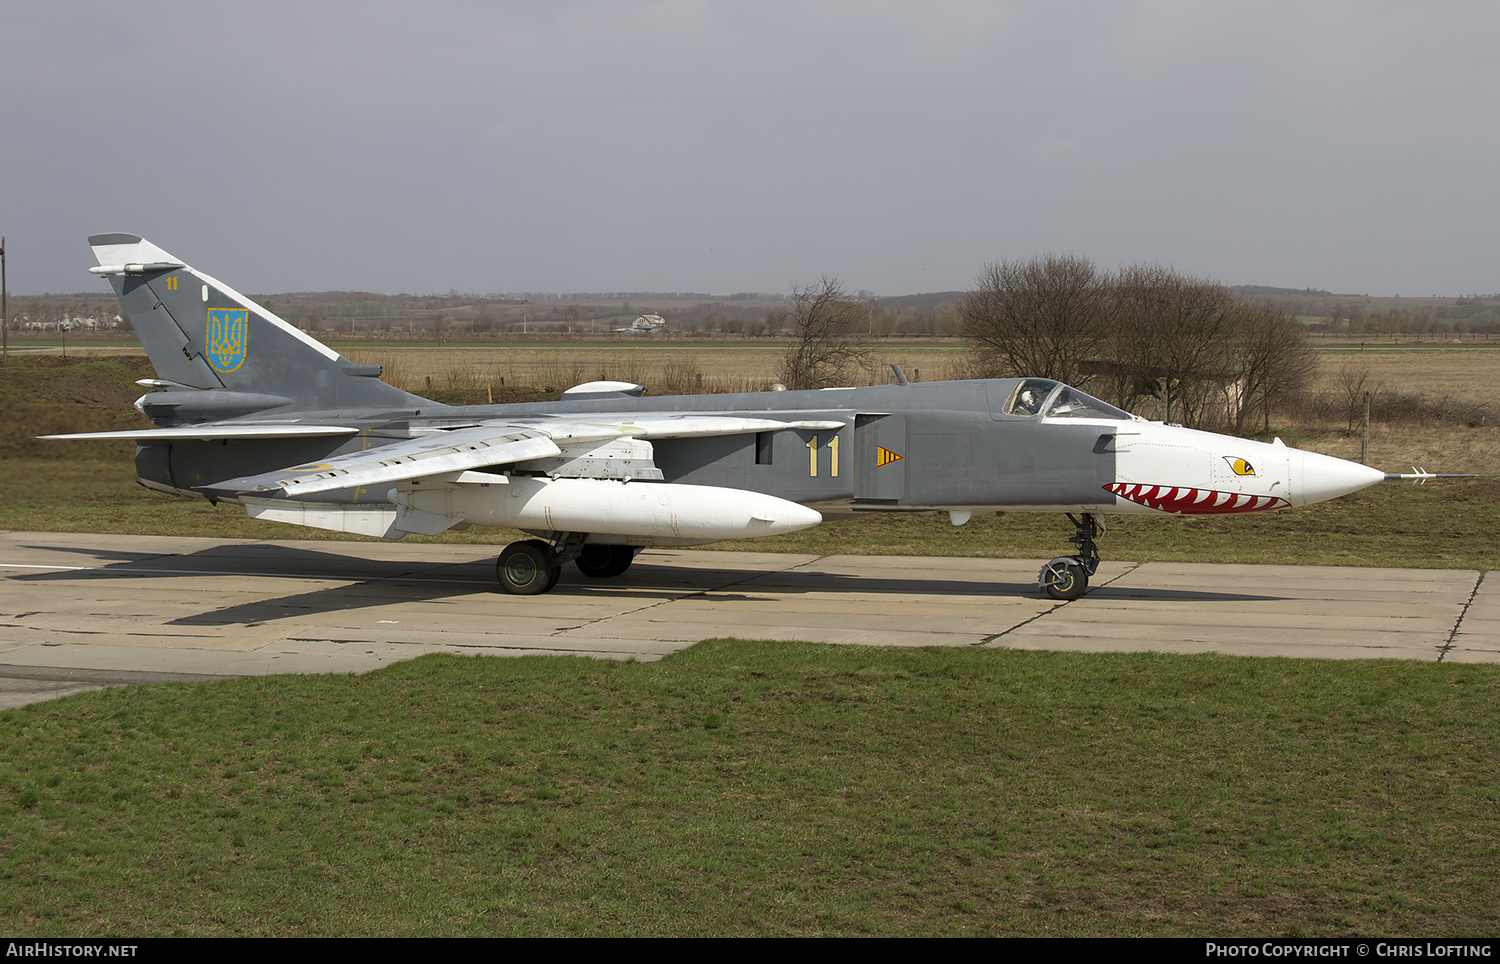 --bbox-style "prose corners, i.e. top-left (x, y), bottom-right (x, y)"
top-left (1, 531), bottom-right (1492, 708)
